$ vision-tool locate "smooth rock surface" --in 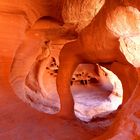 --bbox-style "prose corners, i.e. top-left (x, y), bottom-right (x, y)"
top-left (1, 0), bottom-right (140, 140)
top-left (10, 19), bottom-right (123, 122)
